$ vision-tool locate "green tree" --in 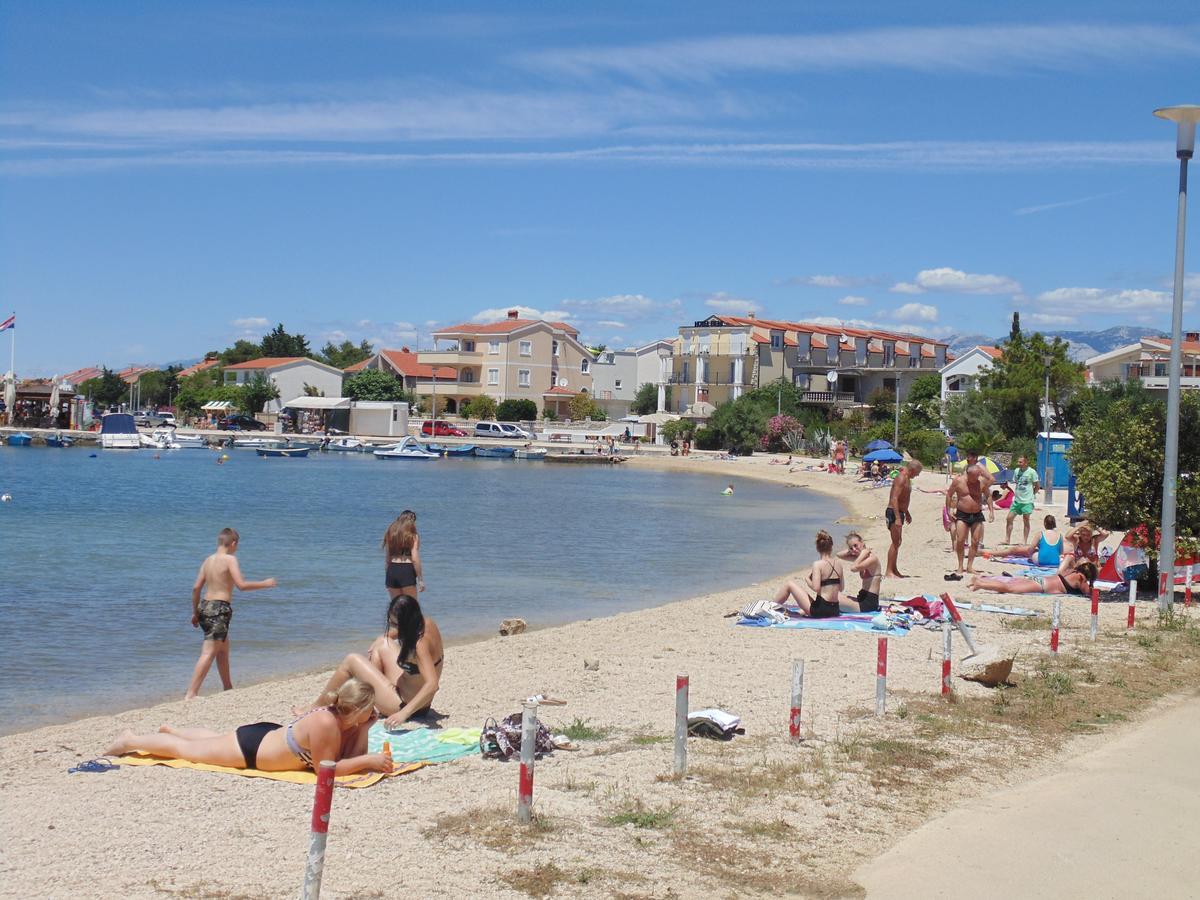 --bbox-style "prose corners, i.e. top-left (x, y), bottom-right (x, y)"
top-left (344, 369), bottom-right (409, 402)
top-left (661, 419), bottom-right (694, 443)
top-left (260, 323), bottom-right (311, 358)
top-left (943, 390), bottom-right (1002, 441)
top-left (138, 368), bottom-right (182, 408)
top-left (241, 373), bottom-right (280, 414)
top-left (867, 387), bottom-right (896, 423)
top-left (977, 332), bottom-right (1084, 437)
top-left (81, 368), bottom-right (128, 408)
top-left (319, 339), bottom-right (373, 369)
top-left (710, 399), bottom-right (769, 455)
top-left (462, 395), bottom-right (498, 420)
top-left (905, 373), bottom-right (943, 429)
top-left (567, 392), bottom-right (605, 421)
top-left (220, 340), bottom-right (264, 366)
top-left (497, 399), bottom-right (537, 421)
top-left (631, 382), bottom-right (661, 416)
